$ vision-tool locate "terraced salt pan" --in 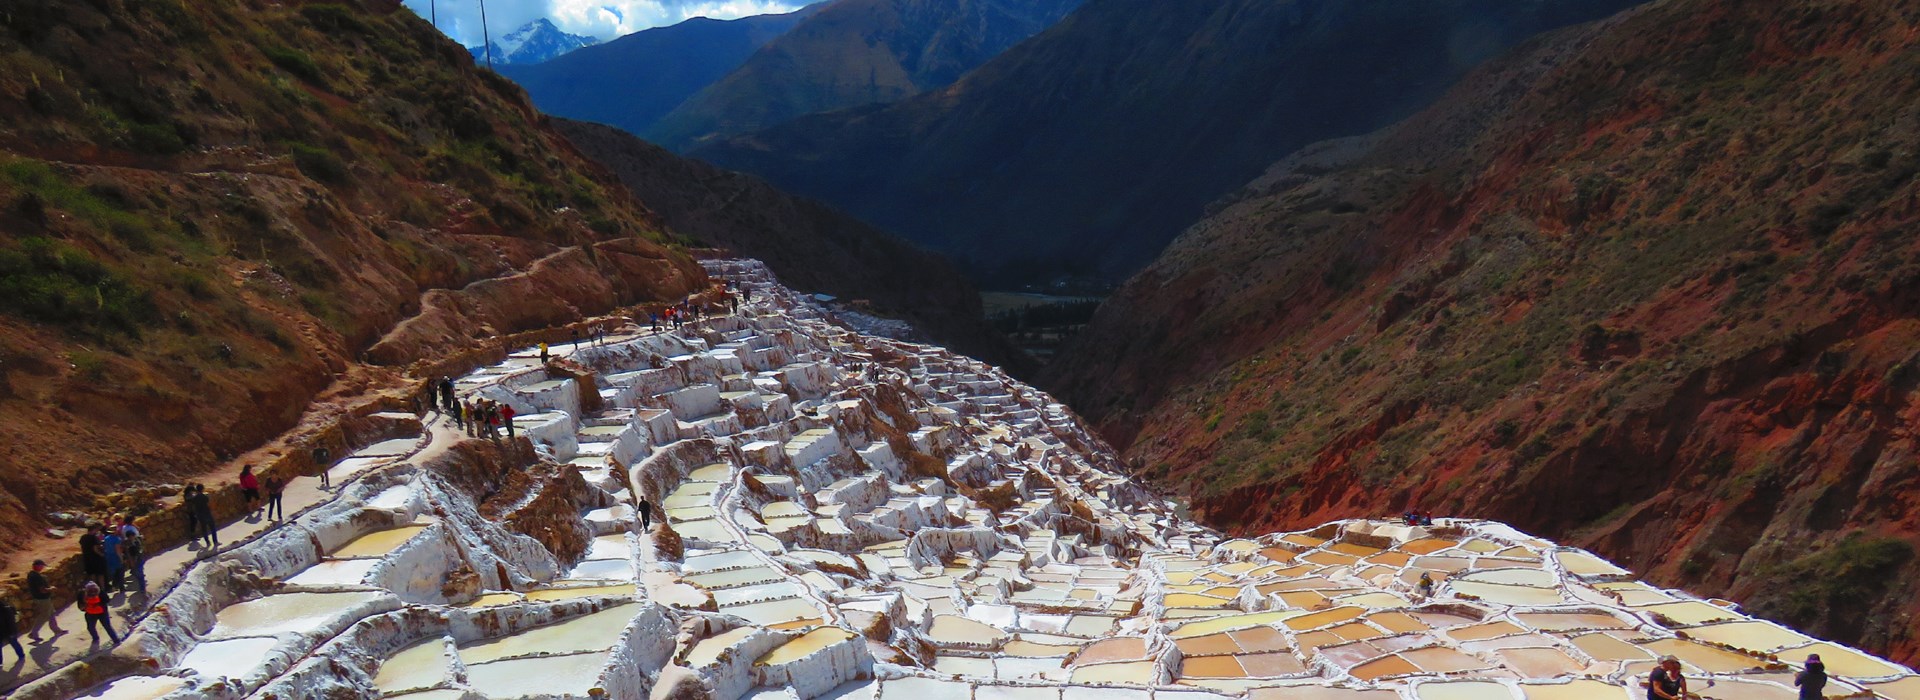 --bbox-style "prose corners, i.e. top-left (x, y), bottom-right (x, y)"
top-left (331, 525), bottom-right (430, 558)
top-left (374, 639), bottom-right (452, 694)
top-left (177, 636), bottom-right (281, 679)
top-left (208, 591), bottom-right (387, 638)
top-left (464, 651), bottom-right (611, 699)
top-left (459, 603), bottom-right (642, 663)
top-left (74, 676), bottom-right (189, 700)
top-left (285, 558), bottom-right (380, 586)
